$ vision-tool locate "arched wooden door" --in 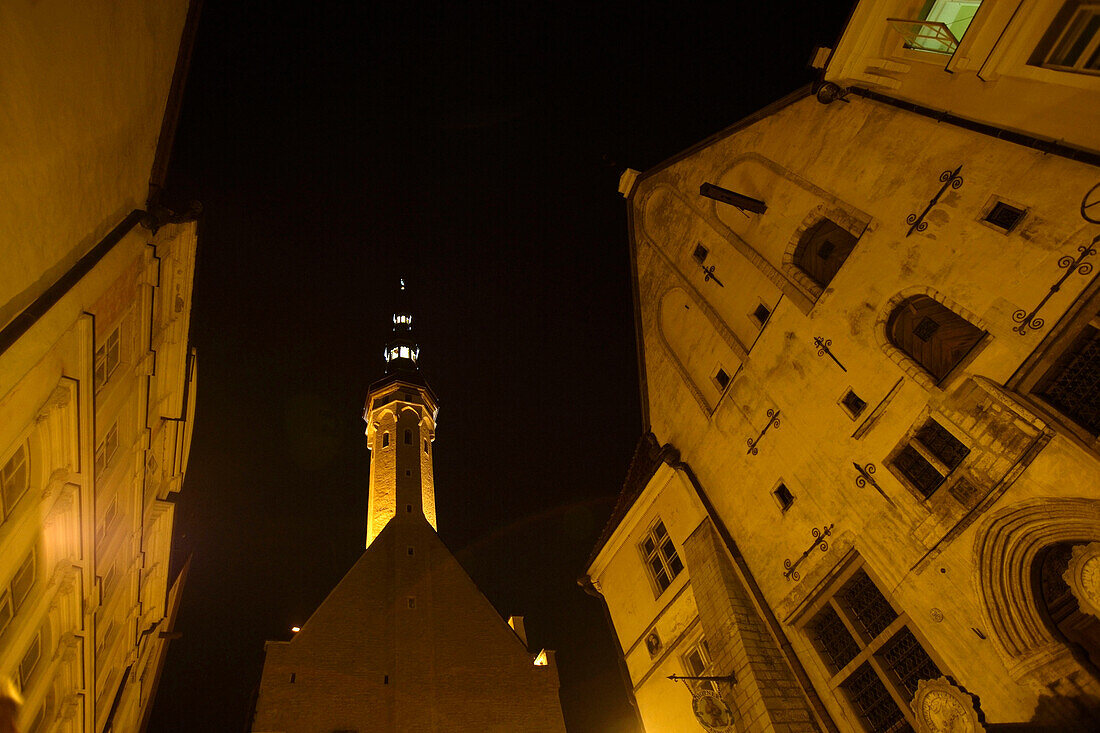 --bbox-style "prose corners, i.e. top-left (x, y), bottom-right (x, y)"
top-left (887, 296), bottom-right (984, 382)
